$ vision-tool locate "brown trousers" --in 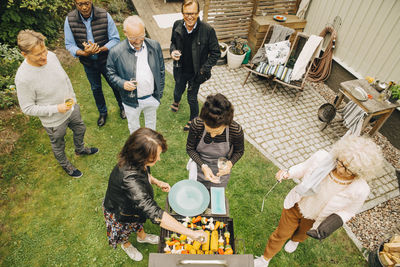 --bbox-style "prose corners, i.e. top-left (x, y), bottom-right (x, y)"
top-left (264, 204), bottom-right (315, 259)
